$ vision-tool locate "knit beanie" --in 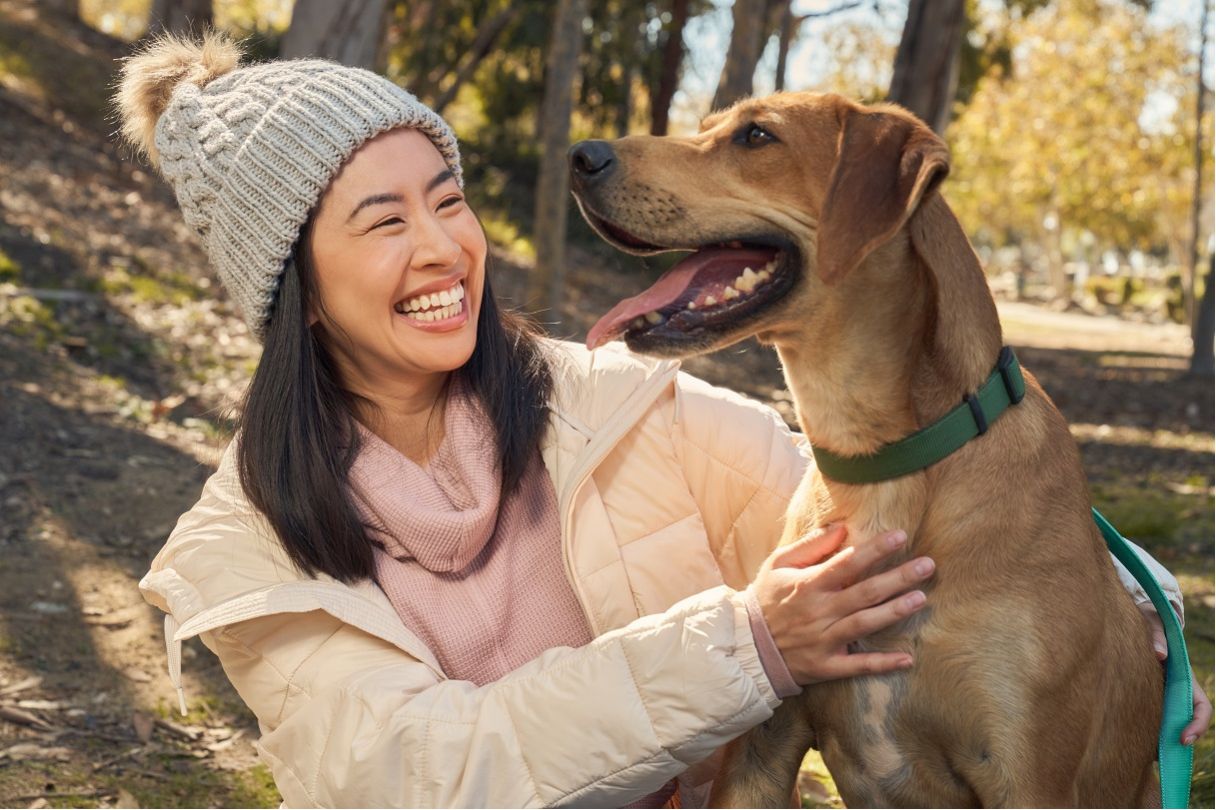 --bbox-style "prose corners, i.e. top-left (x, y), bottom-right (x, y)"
top-left (115, 32), bottom-right (463, 340)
